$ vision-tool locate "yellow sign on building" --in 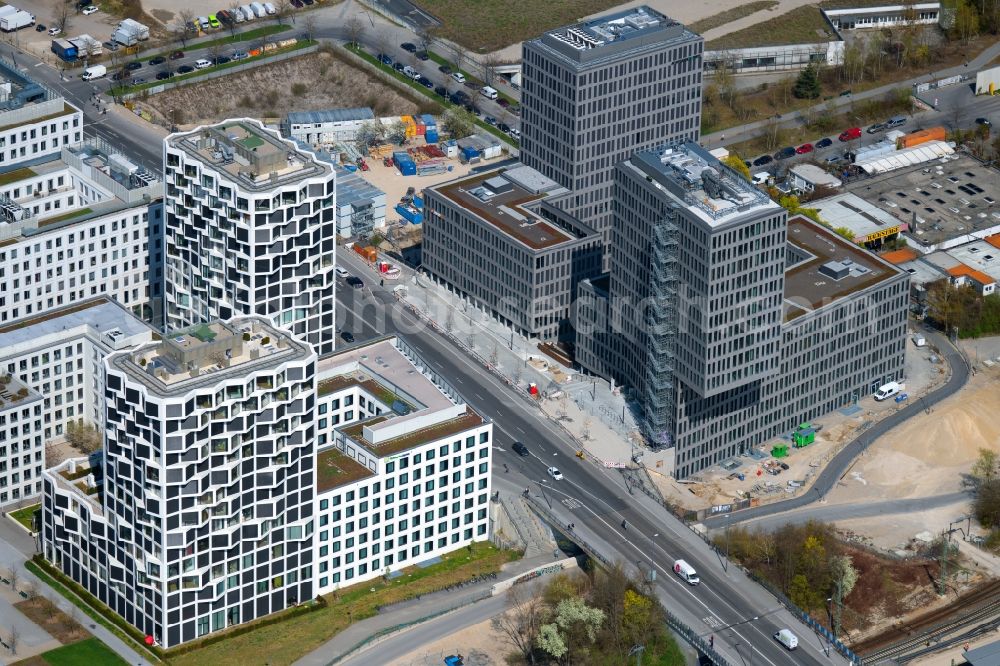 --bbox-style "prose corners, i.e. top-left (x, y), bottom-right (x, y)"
top-left (865, 226), bottom-right (900, 243)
